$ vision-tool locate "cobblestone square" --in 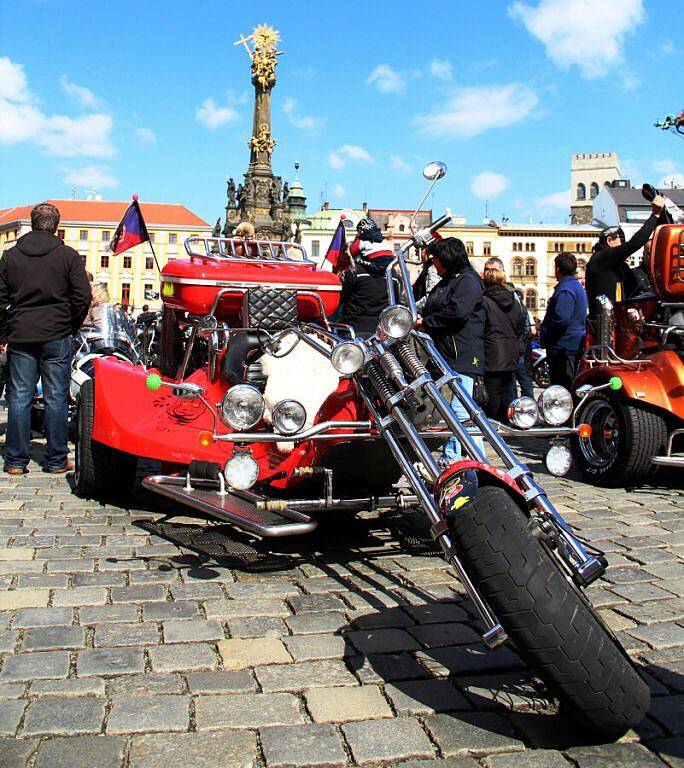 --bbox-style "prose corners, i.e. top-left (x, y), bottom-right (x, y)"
top-left (0, 430), bottom-right (682, 766)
